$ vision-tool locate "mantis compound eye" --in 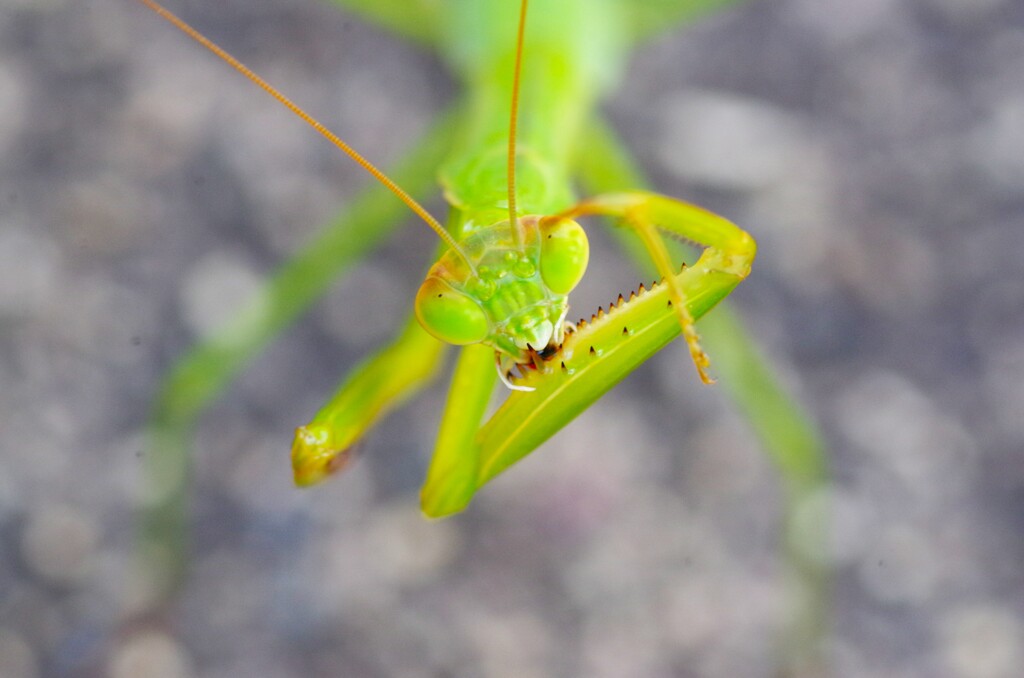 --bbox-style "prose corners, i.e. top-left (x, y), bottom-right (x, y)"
top-left (415, 277), bottom-right (490, 345)
top-left (539, 218), bottom-right (589, 295)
